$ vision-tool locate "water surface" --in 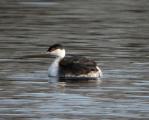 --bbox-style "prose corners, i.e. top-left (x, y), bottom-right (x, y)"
top-left (0, 0), bottom-right (149, 120)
